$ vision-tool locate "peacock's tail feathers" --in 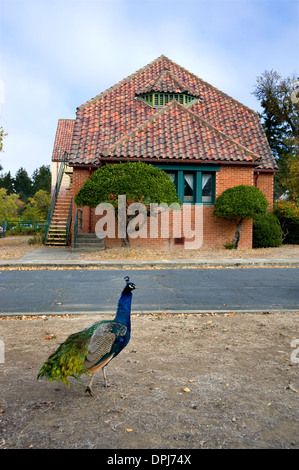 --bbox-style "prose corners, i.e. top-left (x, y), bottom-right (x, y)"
top-left (37, 330), bottom-right (91, 387)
